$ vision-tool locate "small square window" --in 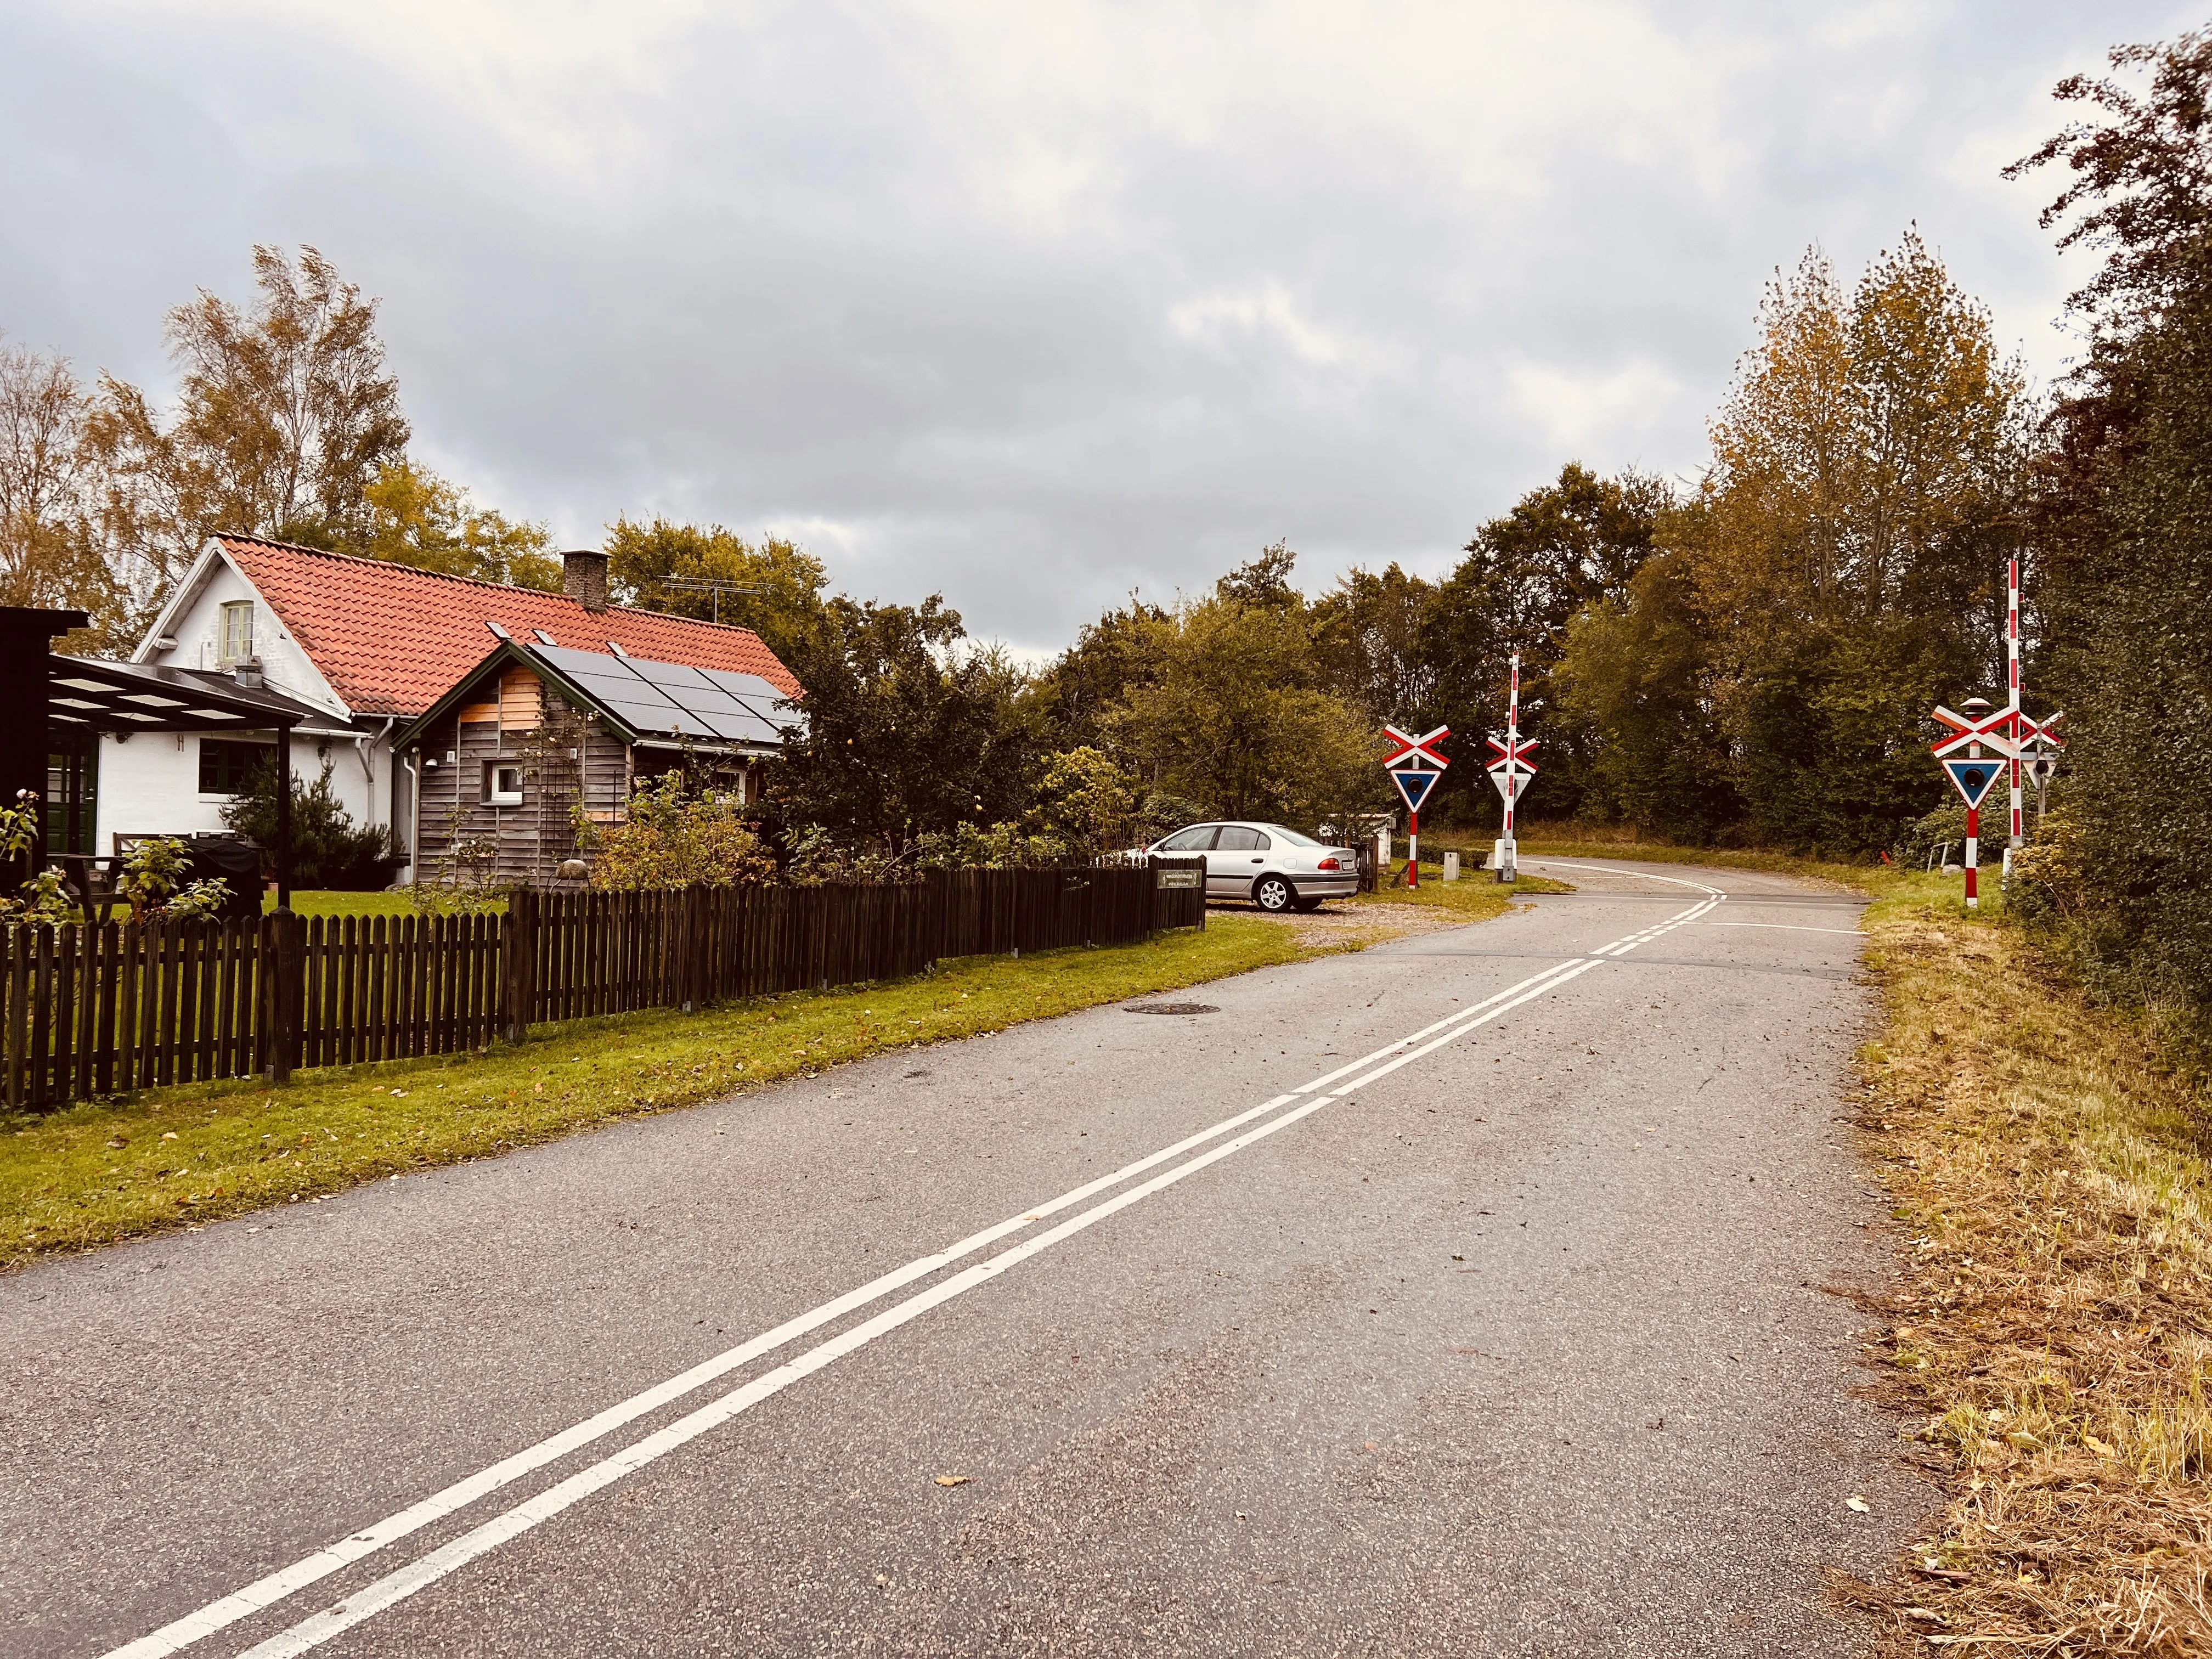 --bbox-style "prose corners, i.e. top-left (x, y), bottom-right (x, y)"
top-left (199, 738), bottom-right (272, 795)
top-left (219, 601), bottom-right (254, 664)
top-left (486, 763), bottom-right (524, 805)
